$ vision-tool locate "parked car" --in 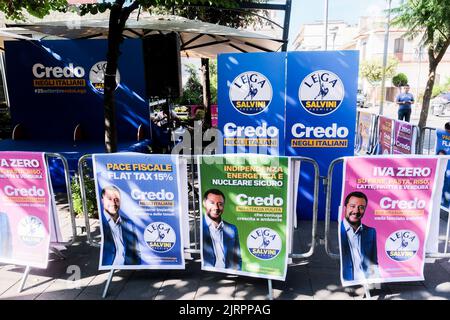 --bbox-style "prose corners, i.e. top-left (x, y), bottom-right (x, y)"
top-left (431, 92), bottom-right (450, 116)
top-left (357, 89), bottom-right (367, 108)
